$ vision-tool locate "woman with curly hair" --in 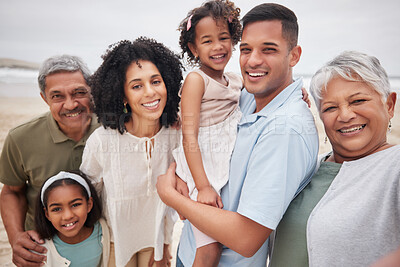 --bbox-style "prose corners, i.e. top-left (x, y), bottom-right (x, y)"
top-left (172, 1), bottom-right (242, 266)
top-left (80, 37), bottom-right (182, 267)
